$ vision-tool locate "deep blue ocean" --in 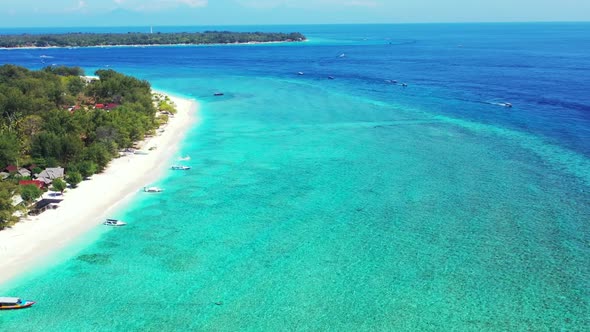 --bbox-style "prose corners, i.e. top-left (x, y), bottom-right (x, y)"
top-left (1, 23), bottom-right (589, 330)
